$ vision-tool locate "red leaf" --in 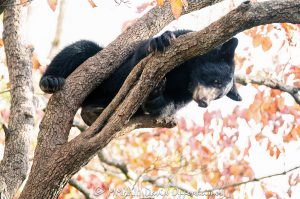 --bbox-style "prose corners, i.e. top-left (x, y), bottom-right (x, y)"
top-left (252, 34), bottom-right (262, 47)
top-left (281, 23), bottom-right (296, 32)
top-left (261, 37), bottom-right (272, 52)
top-left (246, 65), bottom-right (254, 75)
top-left (48, 0), bottom-right (57, 11)
top-left (88, 0), bottom-right (97, 8)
